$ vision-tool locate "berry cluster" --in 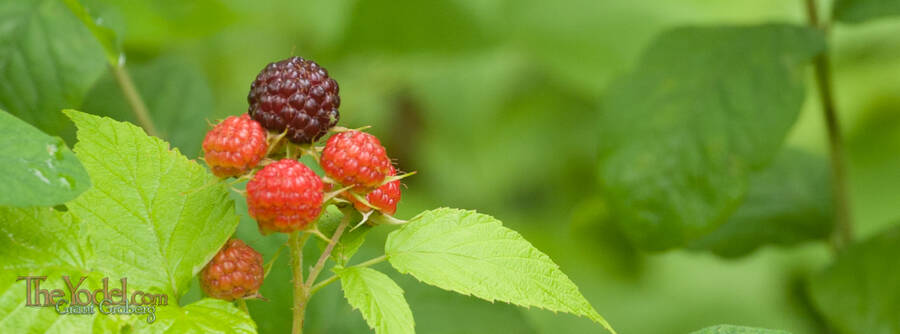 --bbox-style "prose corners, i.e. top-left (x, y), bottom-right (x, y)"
top-left (199, 56), bottom-right (408, 300)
